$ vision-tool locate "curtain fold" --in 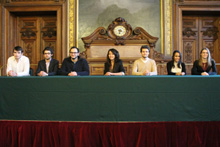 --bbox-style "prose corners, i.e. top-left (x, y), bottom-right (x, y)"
top-left (1, 121), bottom-right (220, 147)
